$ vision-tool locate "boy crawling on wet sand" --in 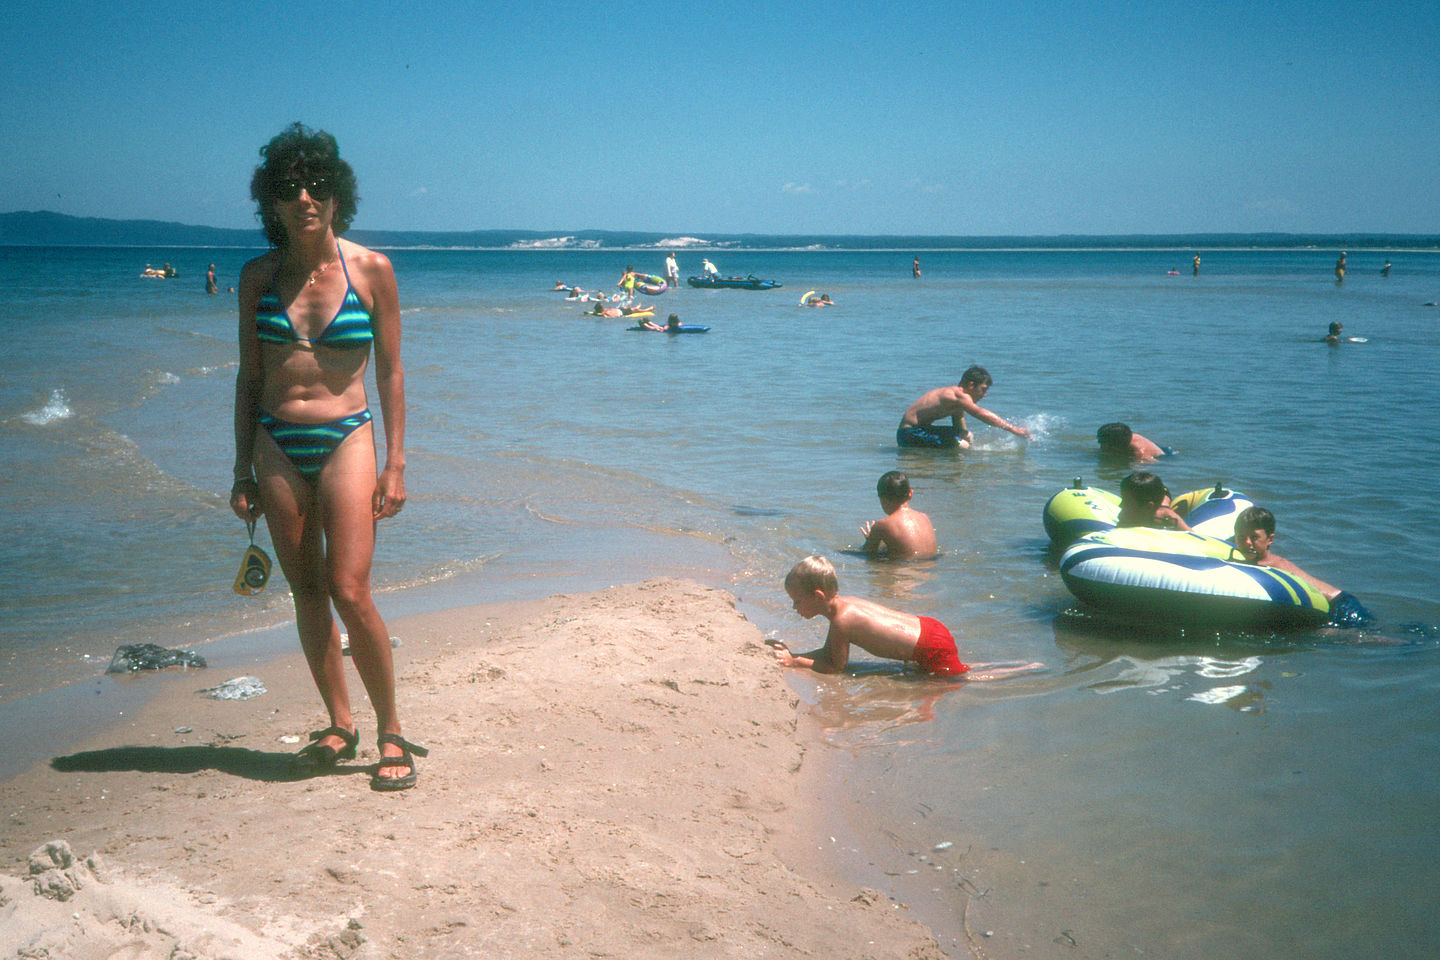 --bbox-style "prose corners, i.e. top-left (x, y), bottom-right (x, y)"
top-left (770, 556), bottom-right (1043, 678)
